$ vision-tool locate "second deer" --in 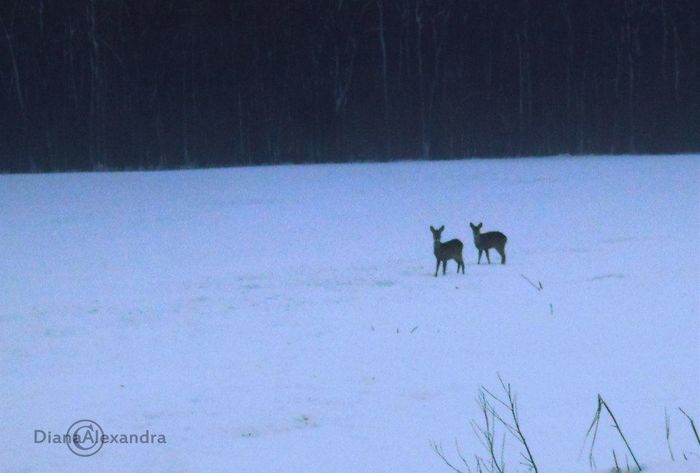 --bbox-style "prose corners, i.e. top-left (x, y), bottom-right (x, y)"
top-left (469, 222), bottom-right (507, 264)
